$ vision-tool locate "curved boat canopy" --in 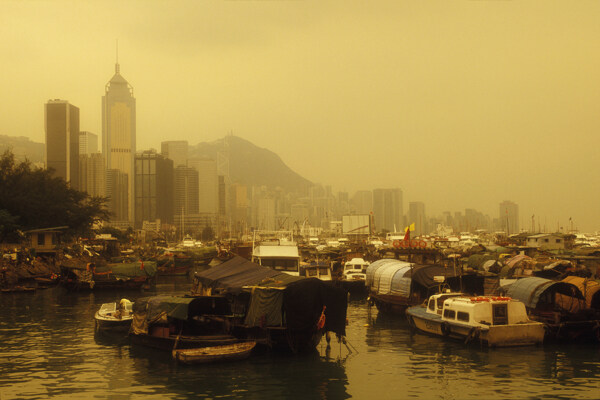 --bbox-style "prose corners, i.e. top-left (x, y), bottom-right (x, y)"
top-left (504, 276), bottom-right (585, 310)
